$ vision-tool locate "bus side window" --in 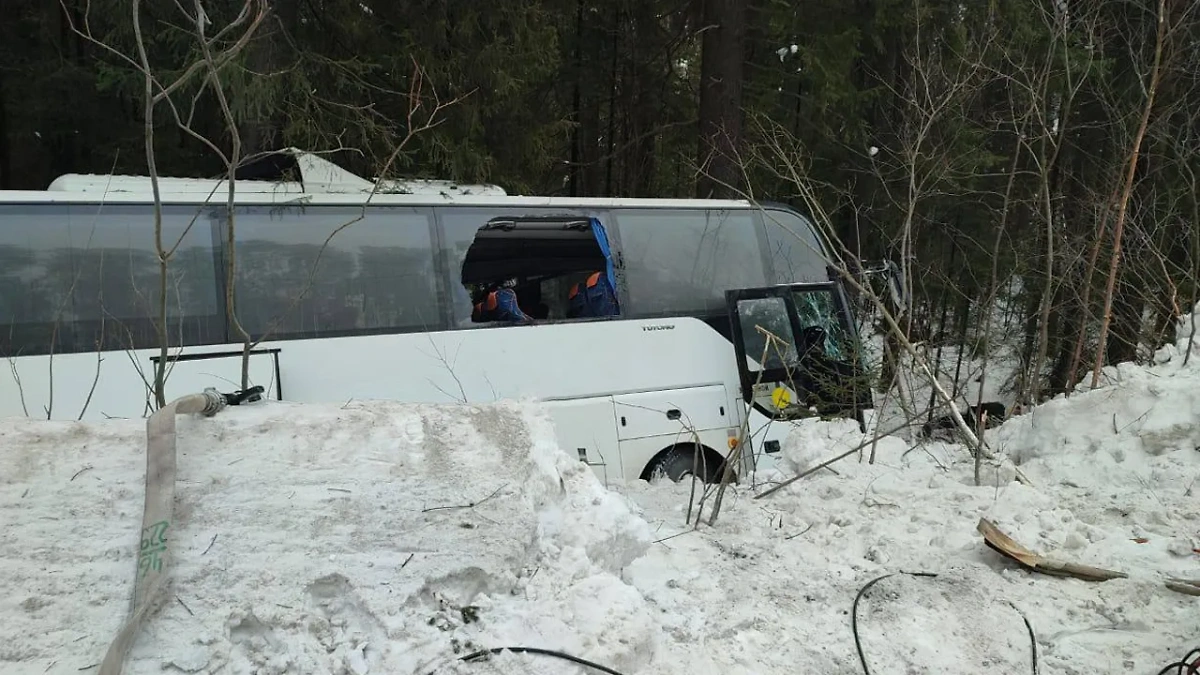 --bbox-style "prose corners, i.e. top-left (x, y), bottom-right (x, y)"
top-left (441, 210), bottom-right (511, 327)
top-left (229, 205), bottom-right (440, 339)
top-left (760, 209), bottom-right (829, 285)
top-left (0, 203), bottom-right (222, 356)
top-left (615, 209), bottom-right (767, 317)
top-left (441, 209), bottom-right (616, 327)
